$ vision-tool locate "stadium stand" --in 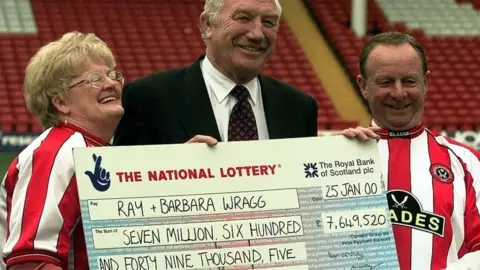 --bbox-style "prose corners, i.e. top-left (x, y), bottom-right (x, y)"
top-left (1, 0), bottom-right (480, 156)
top-left (0, 0), bottom-right (37, 33)
top-left (0, 0), bottom-right (357, 137)
top-left (377, 0), bottom-right (480, 36)
top-left (306, 0), bottom-right (480, 132)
